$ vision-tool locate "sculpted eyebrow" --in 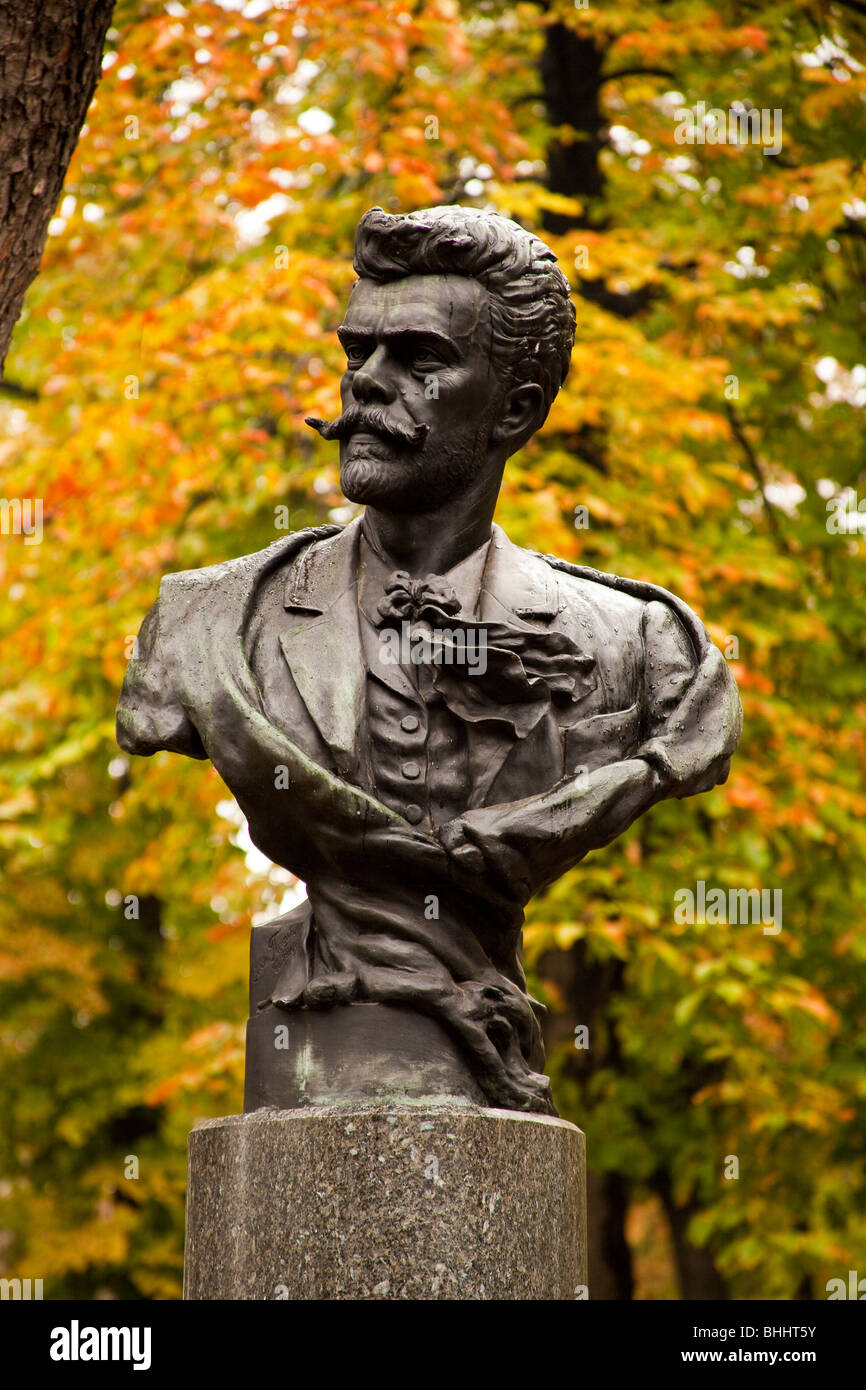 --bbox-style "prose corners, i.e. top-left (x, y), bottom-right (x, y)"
top-left (336, 326), bottom-right (372, 345)
top-left (336, 325), bottom-right (458, 355)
